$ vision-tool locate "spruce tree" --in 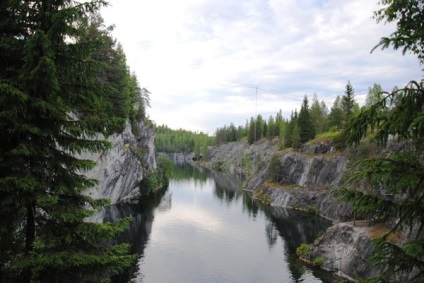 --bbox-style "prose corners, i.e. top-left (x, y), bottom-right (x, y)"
top-left (328, 96), bottom-right (344, 131)
top-left (0, 1), bottom-right (135, 281)
top-left (341, 81), bottom-right (355, 123)
top-left (340, 1), bottom-right (424, 281)
top-left (298, 95), bottom-right (316, 143)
